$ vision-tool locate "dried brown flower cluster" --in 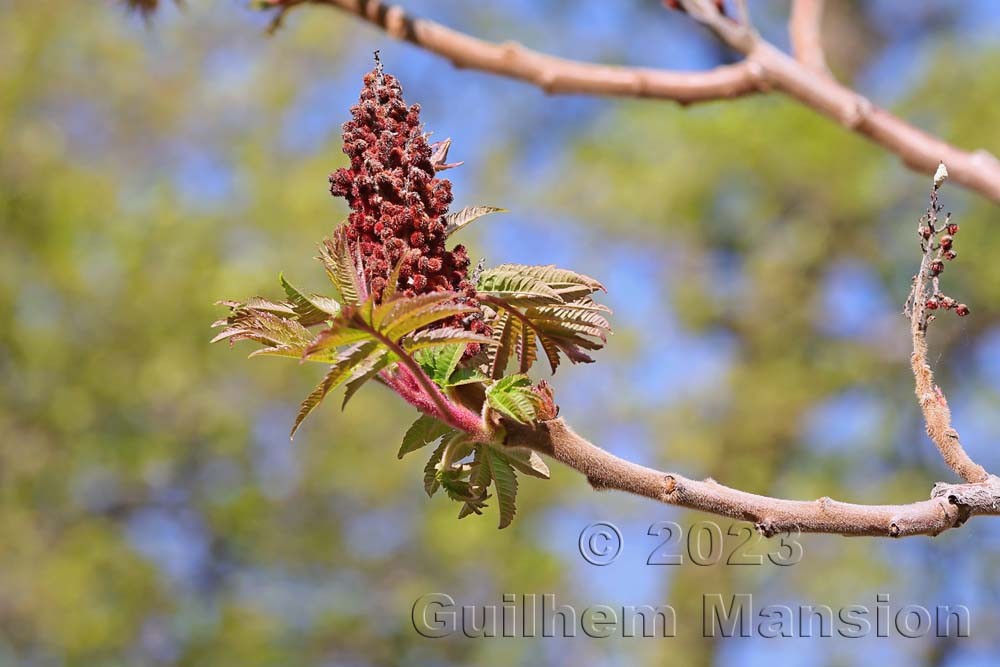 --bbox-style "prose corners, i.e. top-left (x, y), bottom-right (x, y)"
top-left (918, 177), bottom-right (969, 319)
